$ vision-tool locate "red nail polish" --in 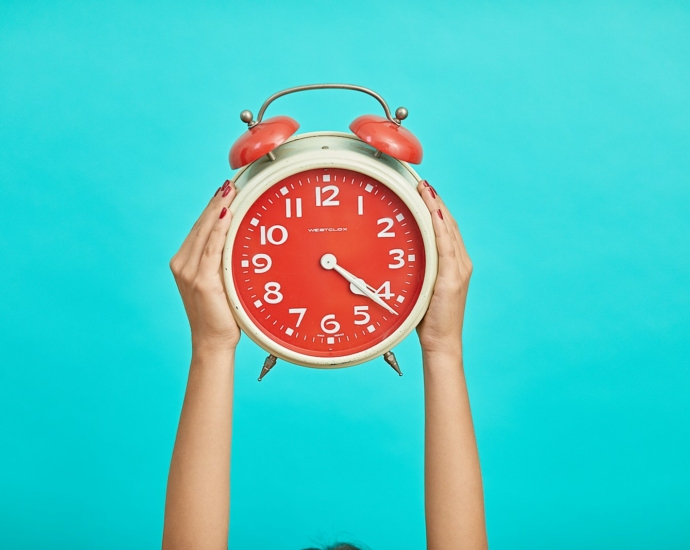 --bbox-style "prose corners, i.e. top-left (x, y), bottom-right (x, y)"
top-left (429, 187), bottom-right (437, 199)
top-left (222, 179), bottom-right (231, 189)
top-left (437, 209), bottom-right (443, 219)
top-left (421, 180), bottom-right (430, 187)
top-left (222, 186), bottom-right (232, 197)
top-left (219, 207), bottom-right (228, 219)
top-left (214, 187), bottom-right (222, 197)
